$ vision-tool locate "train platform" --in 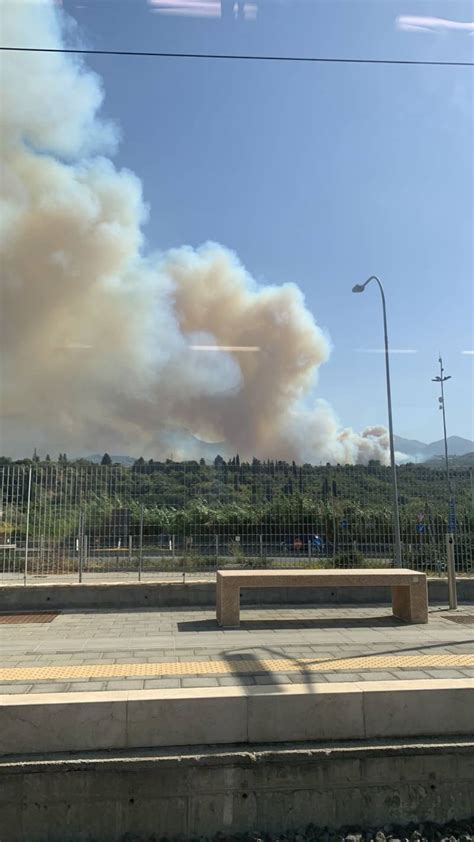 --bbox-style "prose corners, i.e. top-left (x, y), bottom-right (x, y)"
top-left (1, 603), bottom-right (473, 695)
